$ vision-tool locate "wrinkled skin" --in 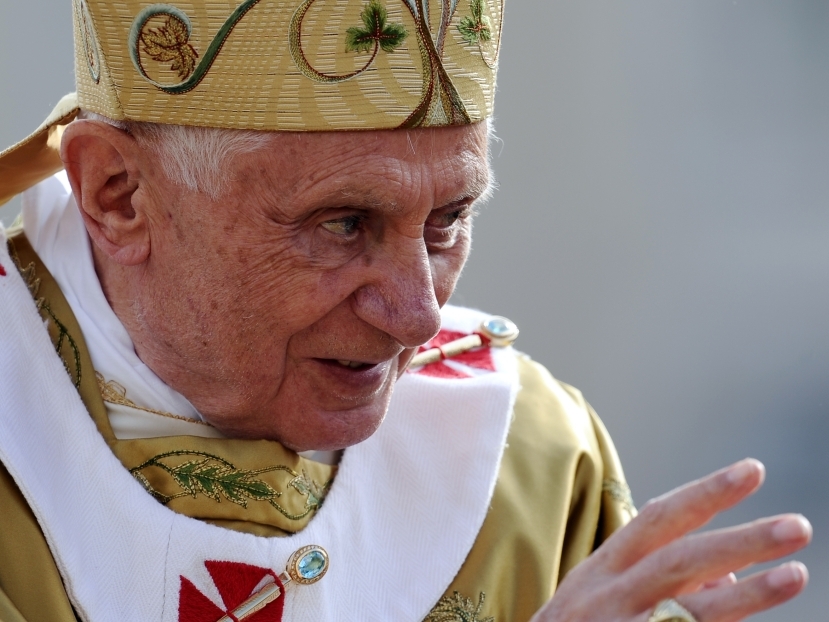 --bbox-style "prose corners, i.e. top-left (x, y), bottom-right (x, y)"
top-left (61, 122), bottom-right (810, 622)
top-left (62, 120), bottom-right (489, 451)
top-left (531, 459), bottom-right (811, 622)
